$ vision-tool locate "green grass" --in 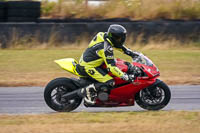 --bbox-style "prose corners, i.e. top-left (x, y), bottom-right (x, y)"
top-left (0, 48), bottom-right (200, 86)
top-left (0, 111), bottom-right (200, 133)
